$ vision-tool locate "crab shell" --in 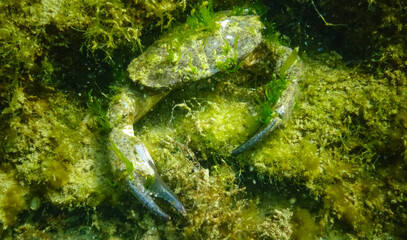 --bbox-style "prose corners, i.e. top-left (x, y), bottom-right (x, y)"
top-left (128, 13), bottom-right (264, 90)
